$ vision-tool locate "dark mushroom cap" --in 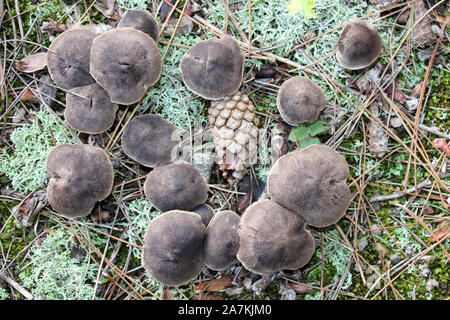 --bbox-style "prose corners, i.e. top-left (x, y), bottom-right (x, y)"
top-left (267, 144), bottom-right (351, 227)
top-left (180, 35), bottom-right (244, 100)
top-left (203, 210), bottom-right (240, 270)
top-left (192, 203), bottom-right (215, 226)
top-left (144, 162), bottom-right (209, 212)
top-left (276, 76), bottom-right (326, 126)
top-left (47, 29), bottom-right (96, 89)
top-left (142, 210), bottom-right (205, 287)
top-left (237, 199), bottom-right (315, 275)
top-left (121, 114), bottom-right (181, 167)
top-left (89, 27), bottom-right (162, 105)
top-left (65, 83), bottom-right (118, 134)
top-left (46, 144), bottom-right (114, 218)
top-left (117, 9), bottom-right (159, 43)
top-left (336, 19), bottom-right (382, 70)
